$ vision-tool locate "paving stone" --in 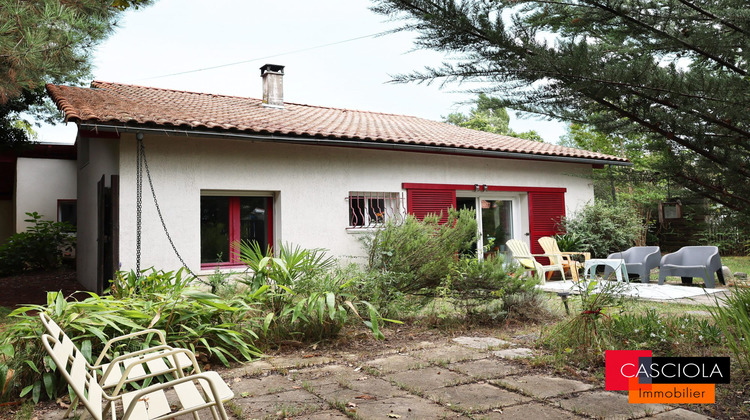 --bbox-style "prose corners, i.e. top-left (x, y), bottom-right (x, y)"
top-left (652, 408), bottom-right (714, 419)
top-left (450, 358), bottom-right (520, 379)
top-left (410, 345), bottom-right (487, 363)
top-left (365, 353), bottom-right (425, 374)
top-left (345, 376), bottom-right (409, 398)
top-left (230, 373), bottom-right (297, 397)
top-left (426, 382), bottom-right (531, 412)
top-left (269, 355), bottom-right (336, 369)
top-left (388, 366), bottom-right (469, 392)
top-left (225, 359), bottom-right (274, 377)
top-left (494, 374), bottom-right (595, 398)
top-left (292, 364), bottom-right (366, 386)
top-left (476, 401), bottom-right (585, 419)
top-left (452, 336), bottom-right (511, 349)
top-left (312, 377), bottom-right (407, 402)
top-left (289, 409), bottom-right (352, 419)
top-left (492, 348), bottom-right (535, 359)
top-left (555, 390), bottom-right (670, 419)
top-left (349, 394), bottom-right (468, 420)
top-left (230, 388), bottom-right (326, 419)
